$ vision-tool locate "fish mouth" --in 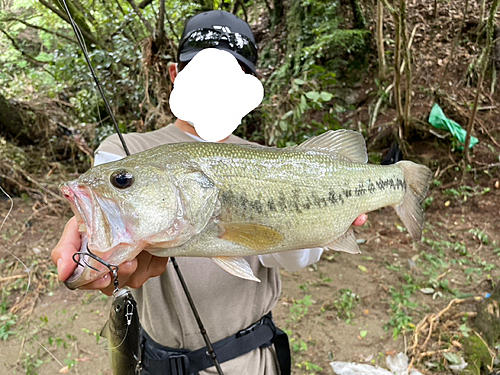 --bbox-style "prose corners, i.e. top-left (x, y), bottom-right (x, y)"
top-left (60, 183), bottom-right (137, 289)
top-left (60, 183), bottom-right (94, 244)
